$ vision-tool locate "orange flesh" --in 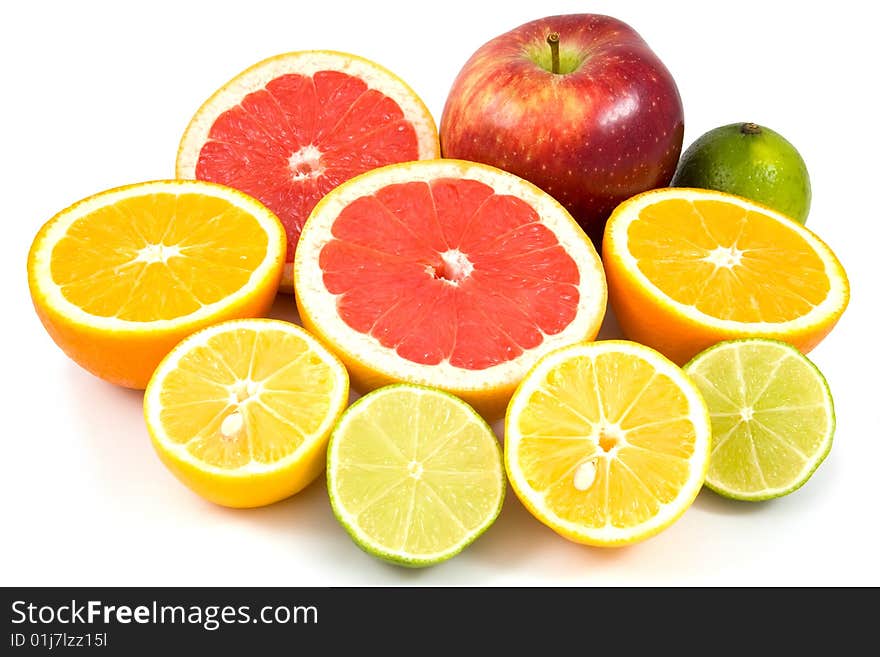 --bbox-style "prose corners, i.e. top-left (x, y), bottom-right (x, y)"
top-left (50, 193), bottom-right (268, 321)
top-left (628, 199), bottom-right (830, 322)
